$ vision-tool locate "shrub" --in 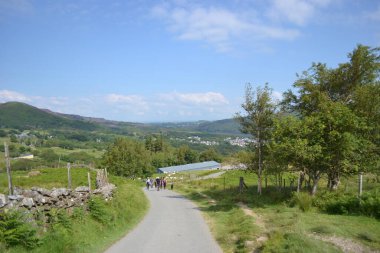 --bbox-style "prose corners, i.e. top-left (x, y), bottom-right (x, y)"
top-left (88, 196), bottom-right (111, 224)
top-left (292, 192), bottom-right (313, 212)
top-left (315, 190), bottom-right (380, 219)
top-left (0, 211), bottom-right (40, 249)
